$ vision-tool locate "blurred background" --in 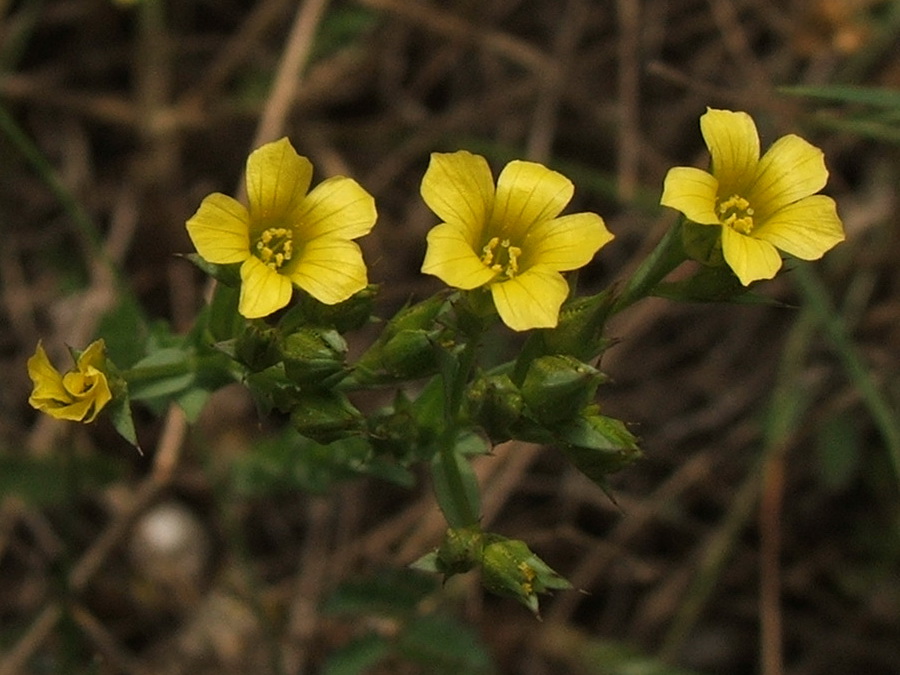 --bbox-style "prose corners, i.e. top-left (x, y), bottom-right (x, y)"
top-left (2, 0), bottom-right (899, 673)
